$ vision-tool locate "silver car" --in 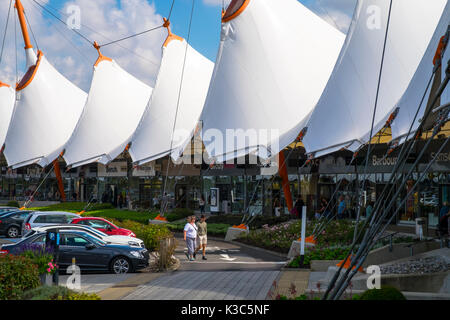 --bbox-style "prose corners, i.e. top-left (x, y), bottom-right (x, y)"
top-left (22, 211), bottom-right (80, 236)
